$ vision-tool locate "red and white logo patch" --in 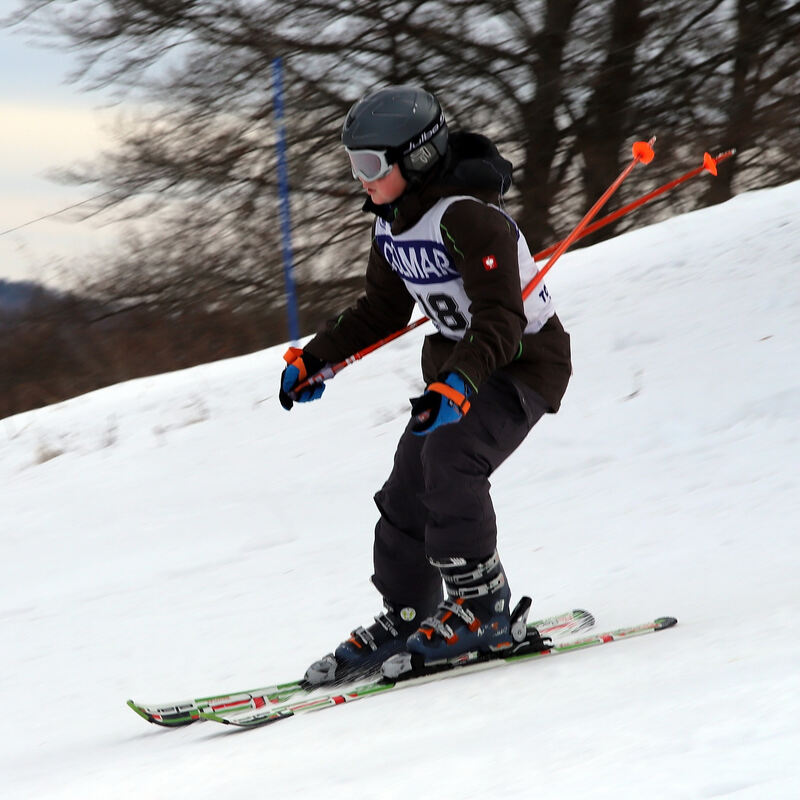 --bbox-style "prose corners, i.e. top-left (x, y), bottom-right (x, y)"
top-left (482, 254), bottom-right (498, 271)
